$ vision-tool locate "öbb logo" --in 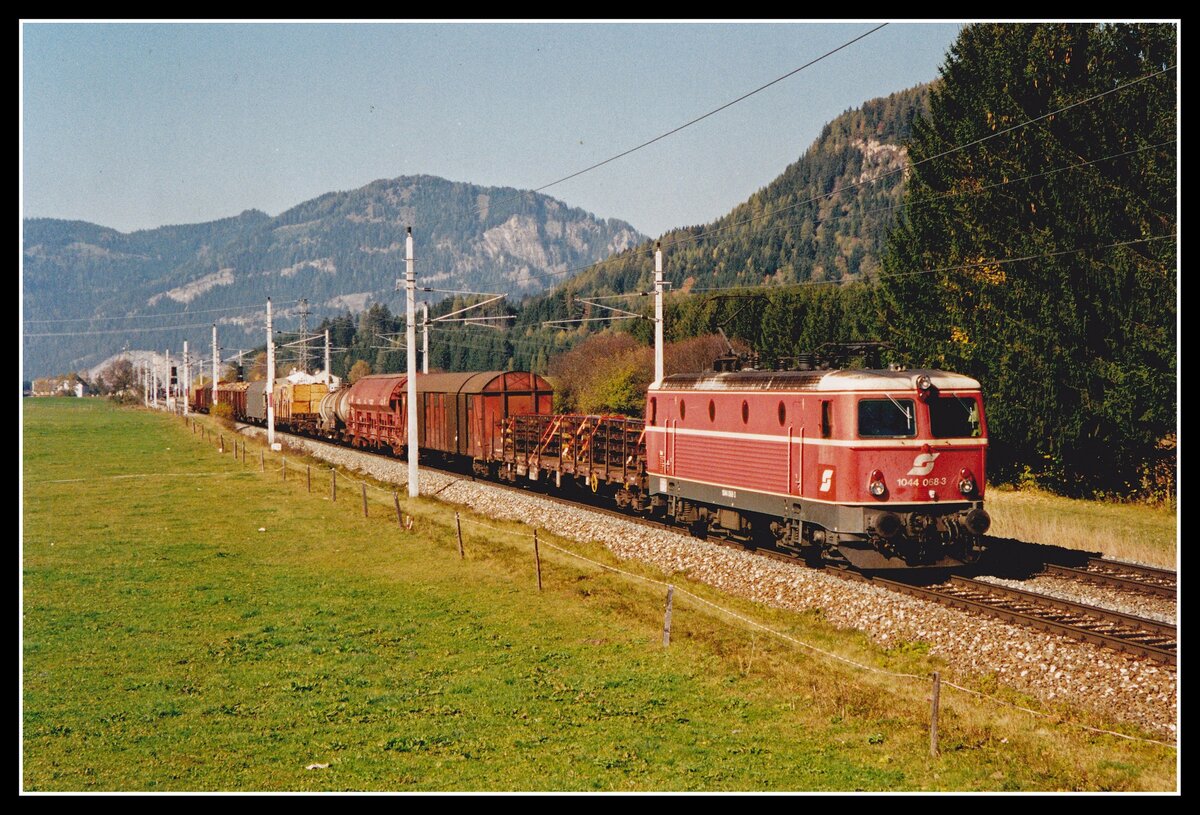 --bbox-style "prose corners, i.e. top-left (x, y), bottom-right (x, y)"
top-left (907, 452), bottom-right (940, 476)
top-left (819, 468), bottom-right (834, 492)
